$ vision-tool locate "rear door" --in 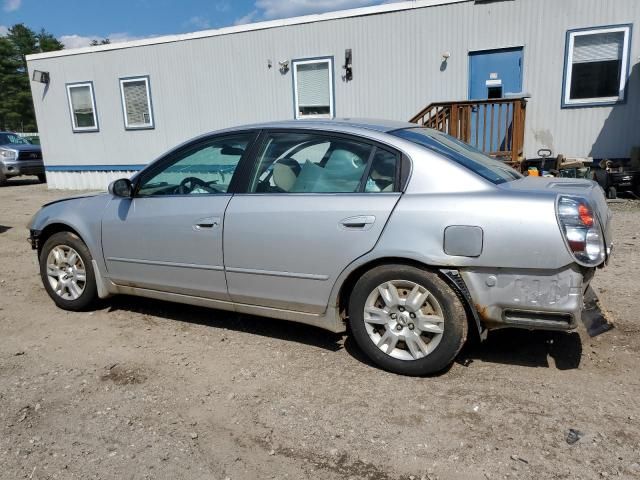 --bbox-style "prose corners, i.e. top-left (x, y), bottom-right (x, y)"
top-left (223, 130), bottom-right (403, 314)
